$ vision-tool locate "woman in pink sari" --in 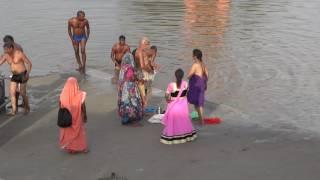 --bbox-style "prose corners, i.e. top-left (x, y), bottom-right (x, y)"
top-left (161, 69), bottom-right (197, 145)
top-left (59, 77), bottom-right (88, 153)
